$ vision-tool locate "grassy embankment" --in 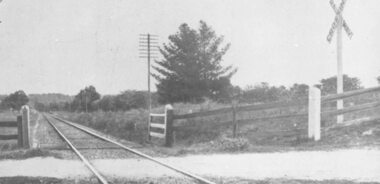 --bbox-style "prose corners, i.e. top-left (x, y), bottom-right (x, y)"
top-left (57, 96), bottom-right (380, 155)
